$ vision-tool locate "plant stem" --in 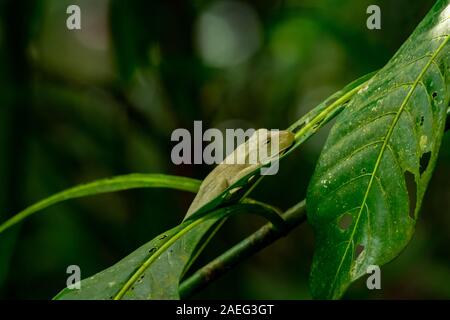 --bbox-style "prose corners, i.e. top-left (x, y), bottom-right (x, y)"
top-left (179, 200), bottom-right (307, 299)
